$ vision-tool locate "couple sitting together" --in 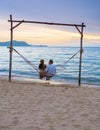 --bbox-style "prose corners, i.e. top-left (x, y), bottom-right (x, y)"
top-left (38, 59), bottom-right (56, 80)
